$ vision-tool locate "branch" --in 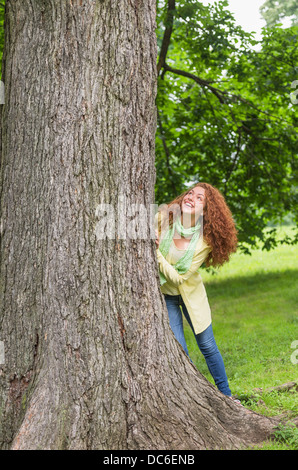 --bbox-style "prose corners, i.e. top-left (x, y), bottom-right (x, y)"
top-left (157, 0), bottom-right (176, 76)
top-left (237, 381), bottom-right (298, 402)
top-left (163, 62), bottom-right (290, 123)
top-left (157, 0), bottom-right (290, 124)
top-left (157, 107), bottom-right (178, 194)
top-left (157, 107), bottom-right (171, 166)
top-left (163, 63), bottom-right (226, 103)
